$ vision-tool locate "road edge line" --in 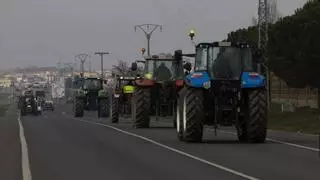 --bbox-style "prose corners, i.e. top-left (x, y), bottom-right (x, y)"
top-left (72, 118), bottom-right (261, 180)
top-left (18, 115), bottom-right (32, 180)
top-left (217, 130), bottom-right (320, 152)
